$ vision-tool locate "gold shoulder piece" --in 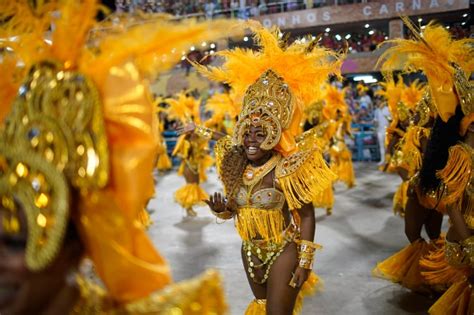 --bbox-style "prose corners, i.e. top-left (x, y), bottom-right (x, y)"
top-left (276, 149), bottom-right (336, 209)
top-left (0, 142), bottom-right (70, 271)
top-left (436, 143), bottom-right (472, 206)
top-left (3, 61), bottom-right (109, 190)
